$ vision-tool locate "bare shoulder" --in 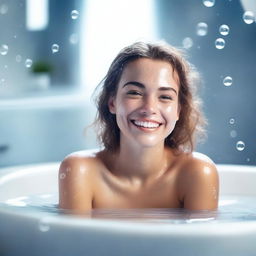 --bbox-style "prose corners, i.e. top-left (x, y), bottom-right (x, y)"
top-left (59, 149), bottom-right (101, 174)
top-left (176, 152), bottom-right (219, 210)
top-left (58, 149), bottom-right (103, 212)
